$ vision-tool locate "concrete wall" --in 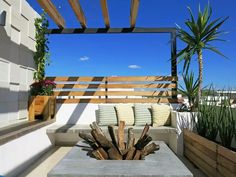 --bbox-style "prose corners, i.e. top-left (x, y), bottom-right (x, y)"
top-left (0, 123), bottom-right (55, 177)
top-left (0, 0), bottom-right (40, 124)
